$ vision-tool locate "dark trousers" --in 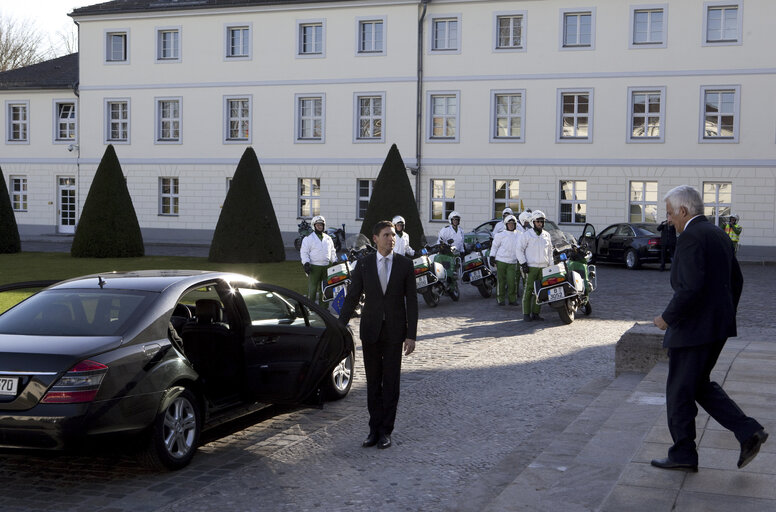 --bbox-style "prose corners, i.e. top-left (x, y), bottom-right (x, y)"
top-left (666, 340), bottom-right (763, 464)
top-left (660, 245), bottom-right (673, 269)
top-left (362, 323), bottom-right (403, 435)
